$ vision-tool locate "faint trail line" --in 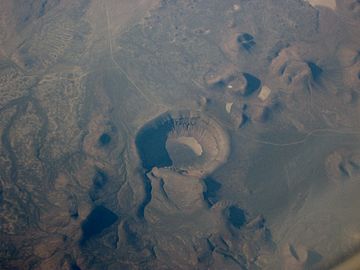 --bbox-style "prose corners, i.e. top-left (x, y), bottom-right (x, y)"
top-left (240, 128), bottom-right (360, 147)
top-left (104, 2), bottom-right (168, 110)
